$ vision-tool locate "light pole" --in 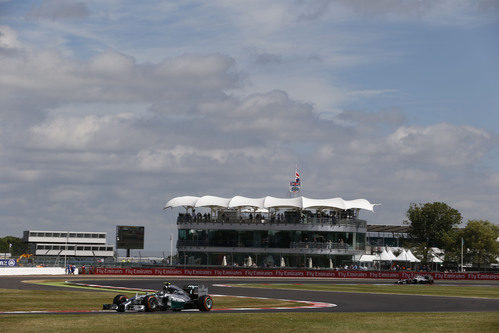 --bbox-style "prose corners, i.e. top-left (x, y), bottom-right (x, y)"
top-left (170, 234), bottom-right (173, 266)
top-left (461, 237), bottom-right (464, 272)
top-left (64, 232), bottom-right (68, 269)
